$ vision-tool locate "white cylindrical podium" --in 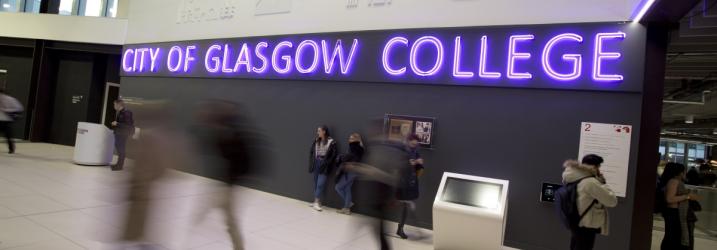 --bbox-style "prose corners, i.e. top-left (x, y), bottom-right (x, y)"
top-left (433, 172), bottom-right (510, 250)
top-left (73, 122), bottom-right (115, 166)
